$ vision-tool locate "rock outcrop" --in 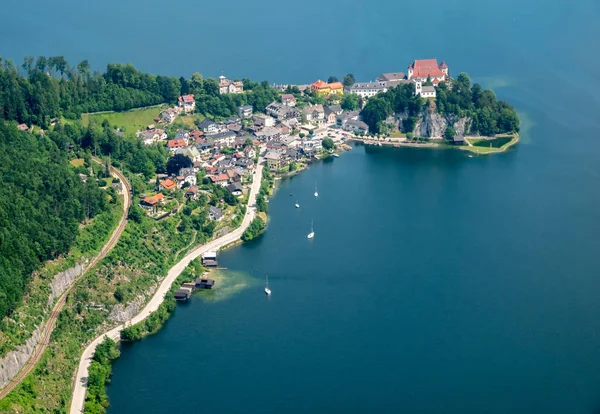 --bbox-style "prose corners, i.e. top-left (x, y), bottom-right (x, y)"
top-left (48, 262), bottom-right (85, 305)
top-left (0, 324), bottom-right (43, 389)
top-left (404, 109), bottom-right (471, 139)
top-left (109, 295), bottom-right (146, 323)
